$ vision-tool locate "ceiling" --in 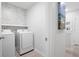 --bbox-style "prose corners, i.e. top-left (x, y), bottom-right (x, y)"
top-left (4, 2), bottom-right (79, 11)
top-left (7, 2), bottom-right (36, 9)
top-left (66, 2), bottom-right (79, 12)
